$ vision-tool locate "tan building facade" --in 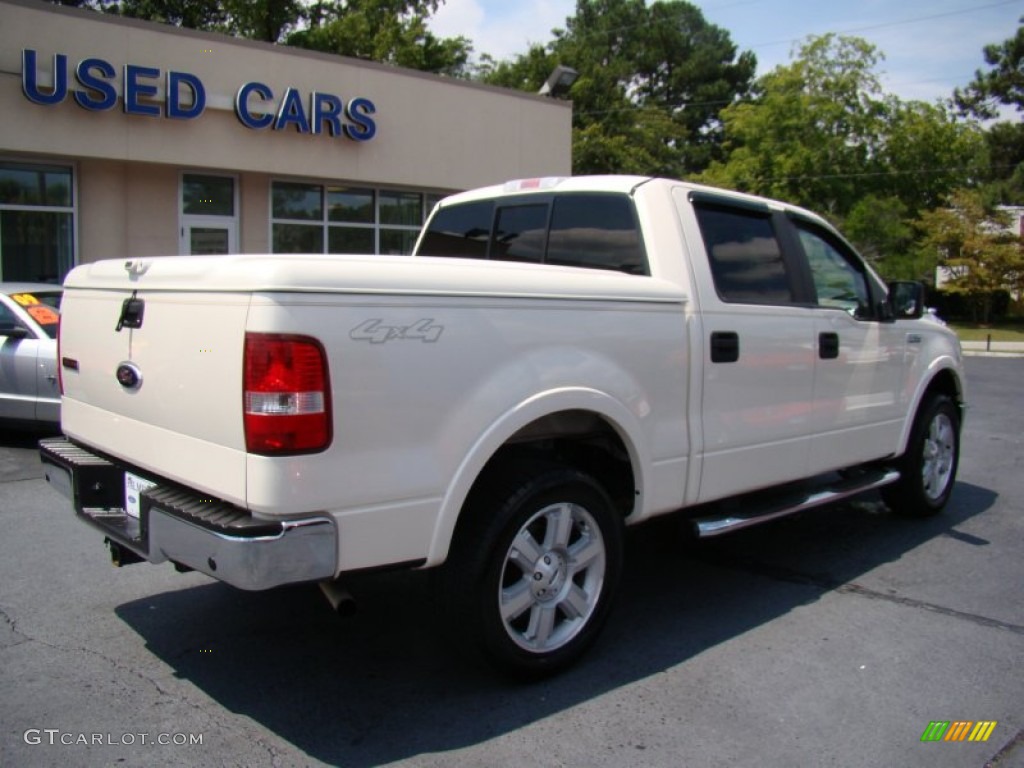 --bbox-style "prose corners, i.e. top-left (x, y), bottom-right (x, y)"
top-left (0, 0), bottom-right (572, 282)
